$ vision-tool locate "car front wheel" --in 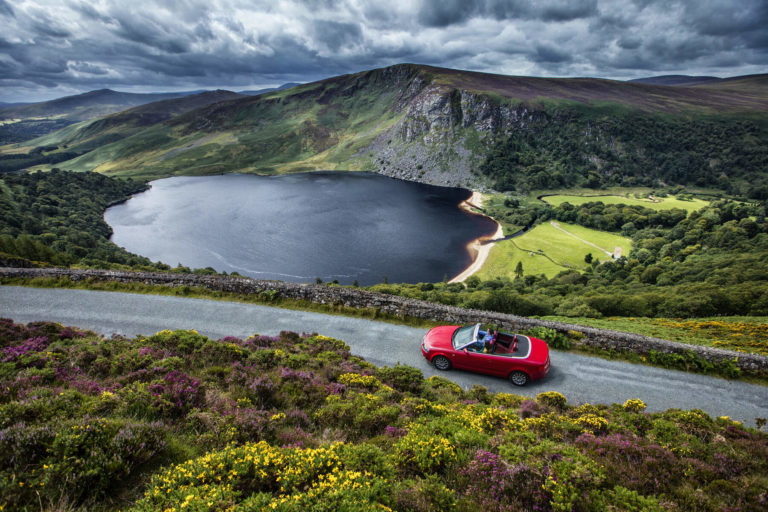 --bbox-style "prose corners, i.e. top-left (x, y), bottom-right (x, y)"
top-left (509, 370), bottom-right (529, 386)
top-left (433, 355), bottom-right (452, 371)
